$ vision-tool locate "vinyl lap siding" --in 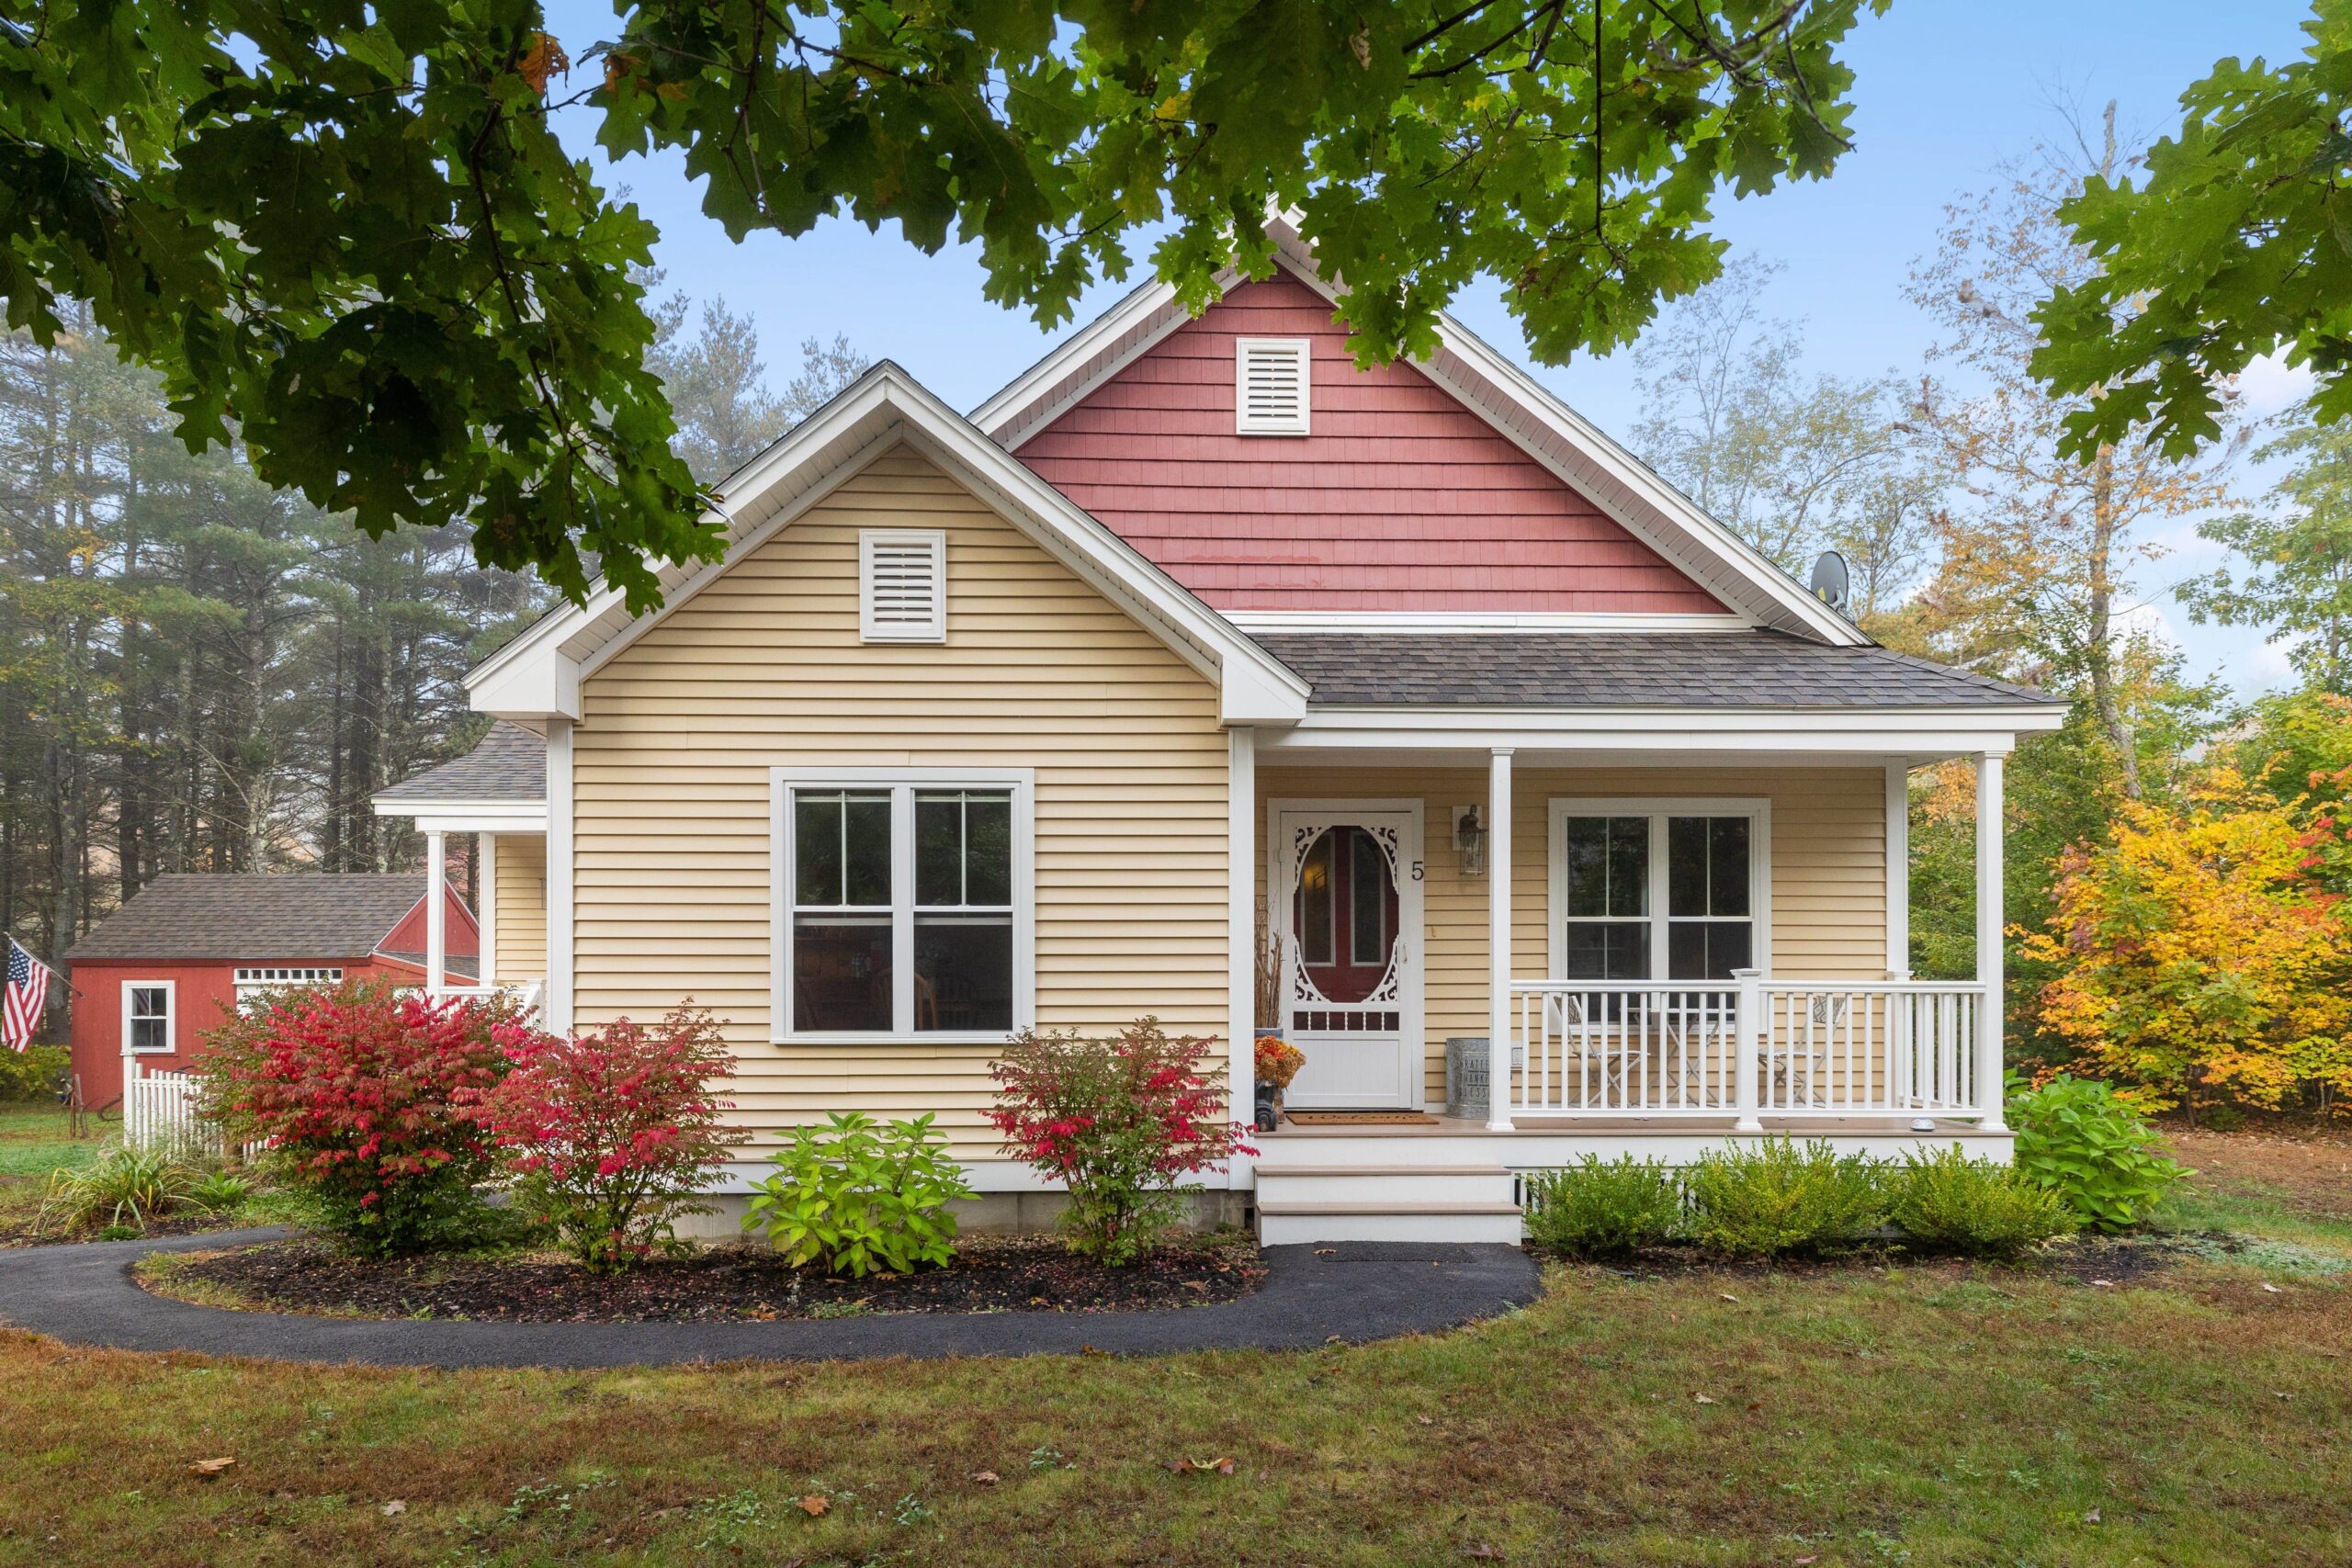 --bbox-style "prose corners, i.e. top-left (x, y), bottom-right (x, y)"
top-left (571, 446), bottom-right (1229, 1157)
top-left (492, 834), bottom-right (548, 984)
top-left (1257, 765), bottom-right (1887, 1105)
top-left (1015, 272), bottom-right (1726, 615)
